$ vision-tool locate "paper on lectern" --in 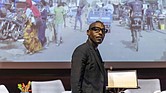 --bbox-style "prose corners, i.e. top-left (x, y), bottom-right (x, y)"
top-left (107, 70), bottom-right (138, 88)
